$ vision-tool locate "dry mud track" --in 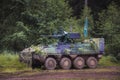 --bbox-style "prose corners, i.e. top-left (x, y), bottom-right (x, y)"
top-left (0, 66), bottom-right (120, 80)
